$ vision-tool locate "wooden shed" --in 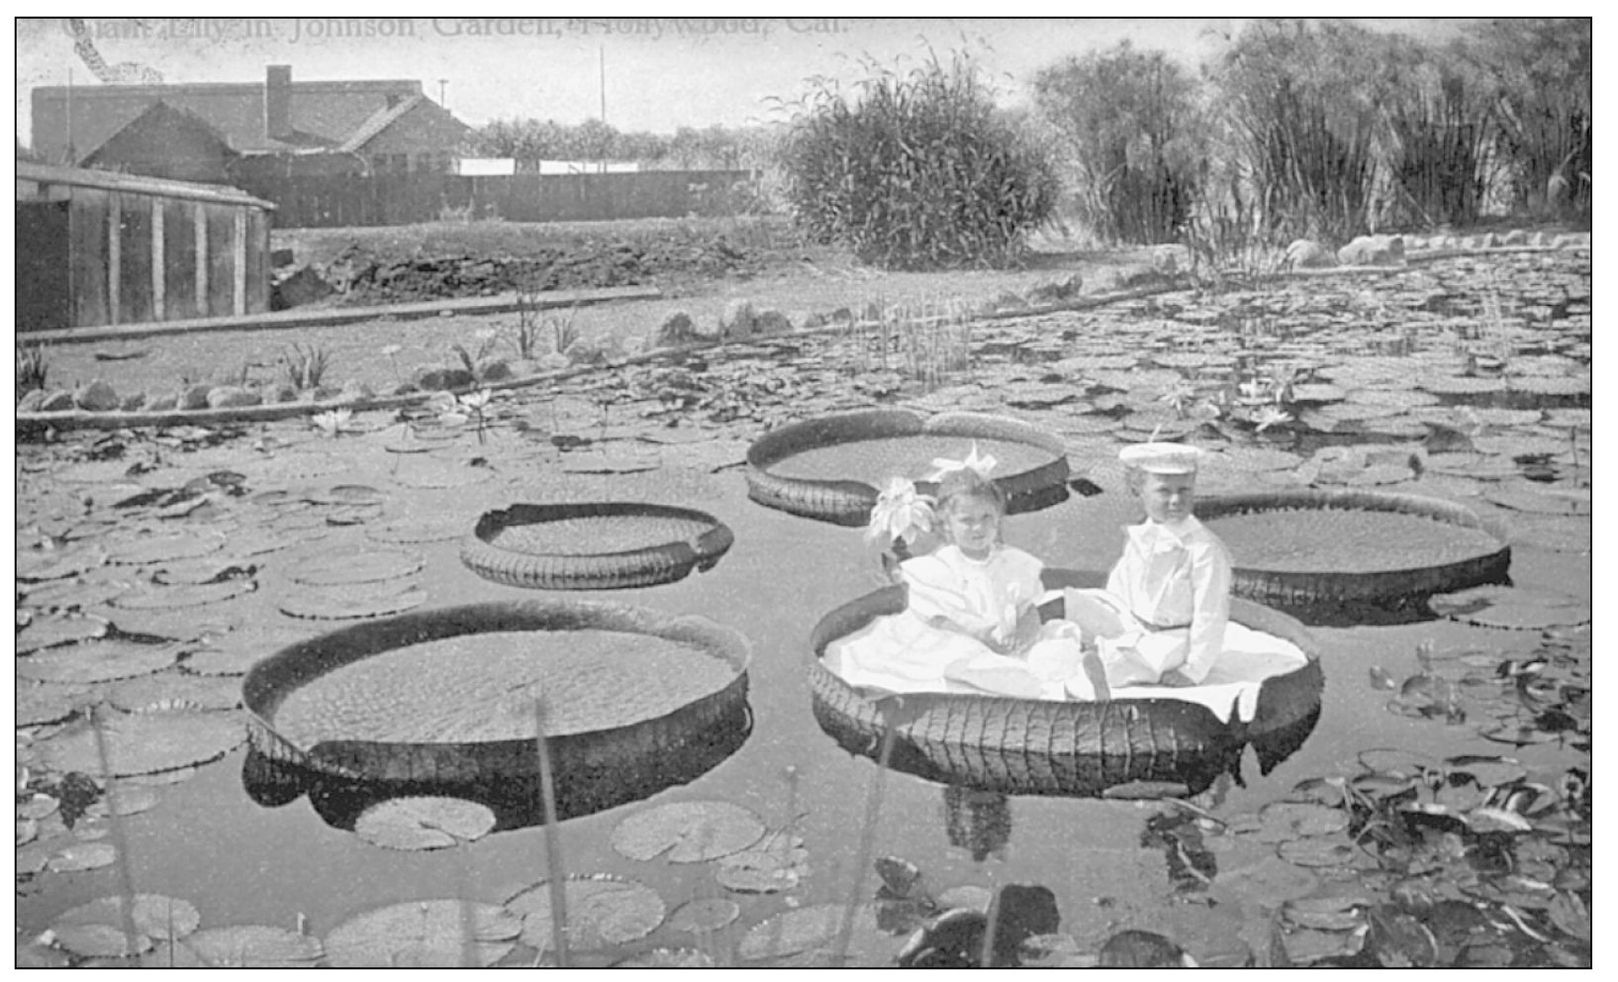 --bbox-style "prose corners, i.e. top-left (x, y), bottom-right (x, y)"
top-left (16, 162), bottom-right (274, 332)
